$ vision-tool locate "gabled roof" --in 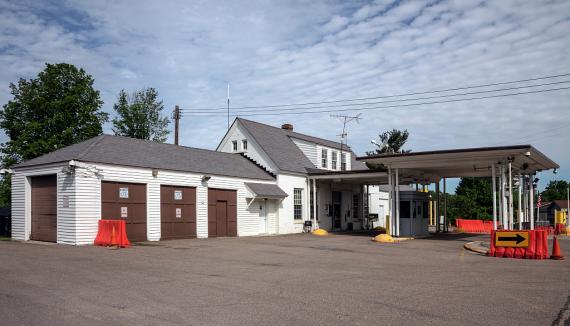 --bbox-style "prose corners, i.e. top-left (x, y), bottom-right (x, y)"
top-left (236, 118), bottom-right (367, 173)
top-left (14, 134), bottom-right (275, 180)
